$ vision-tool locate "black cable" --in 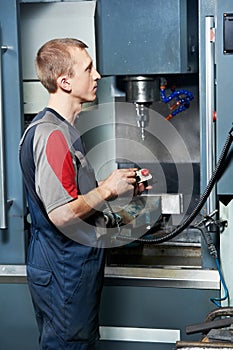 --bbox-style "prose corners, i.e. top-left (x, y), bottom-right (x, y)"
top-left (117, 126), bottom-right (233, 244)
top-left (190, 225), bottom-right (229, 306)
top-left (191, 225), bottom-right (217, 258)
